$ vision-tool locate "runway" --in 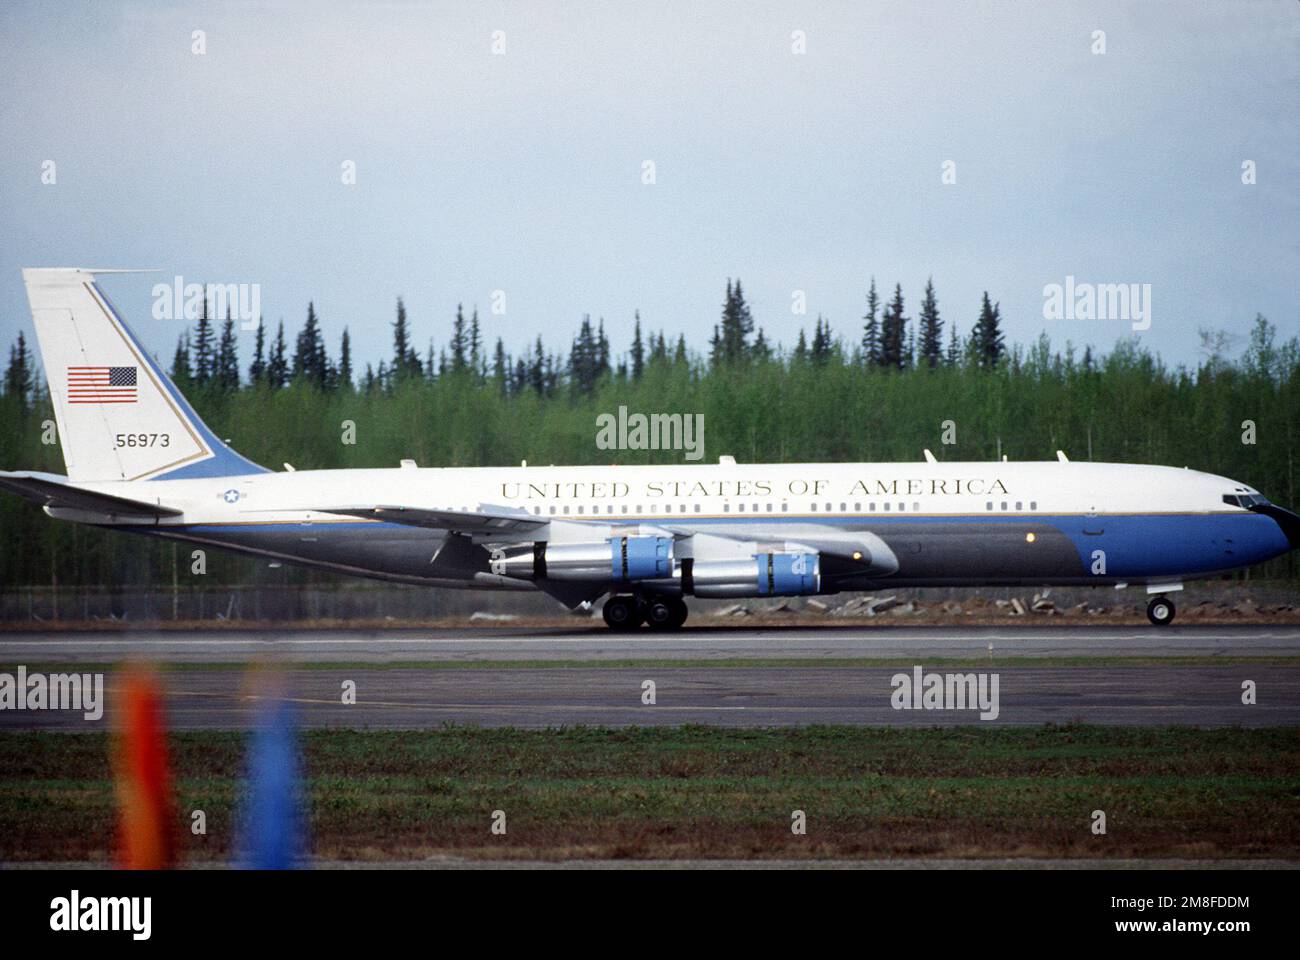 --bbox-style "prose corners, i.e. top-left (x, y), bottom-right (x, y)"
top-left (2, 625), bottom-right (1296, 730)
top-left (3, 623), bottom-right (1299, 663)
top-left (2, 664), bottom-right (1297, 730)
